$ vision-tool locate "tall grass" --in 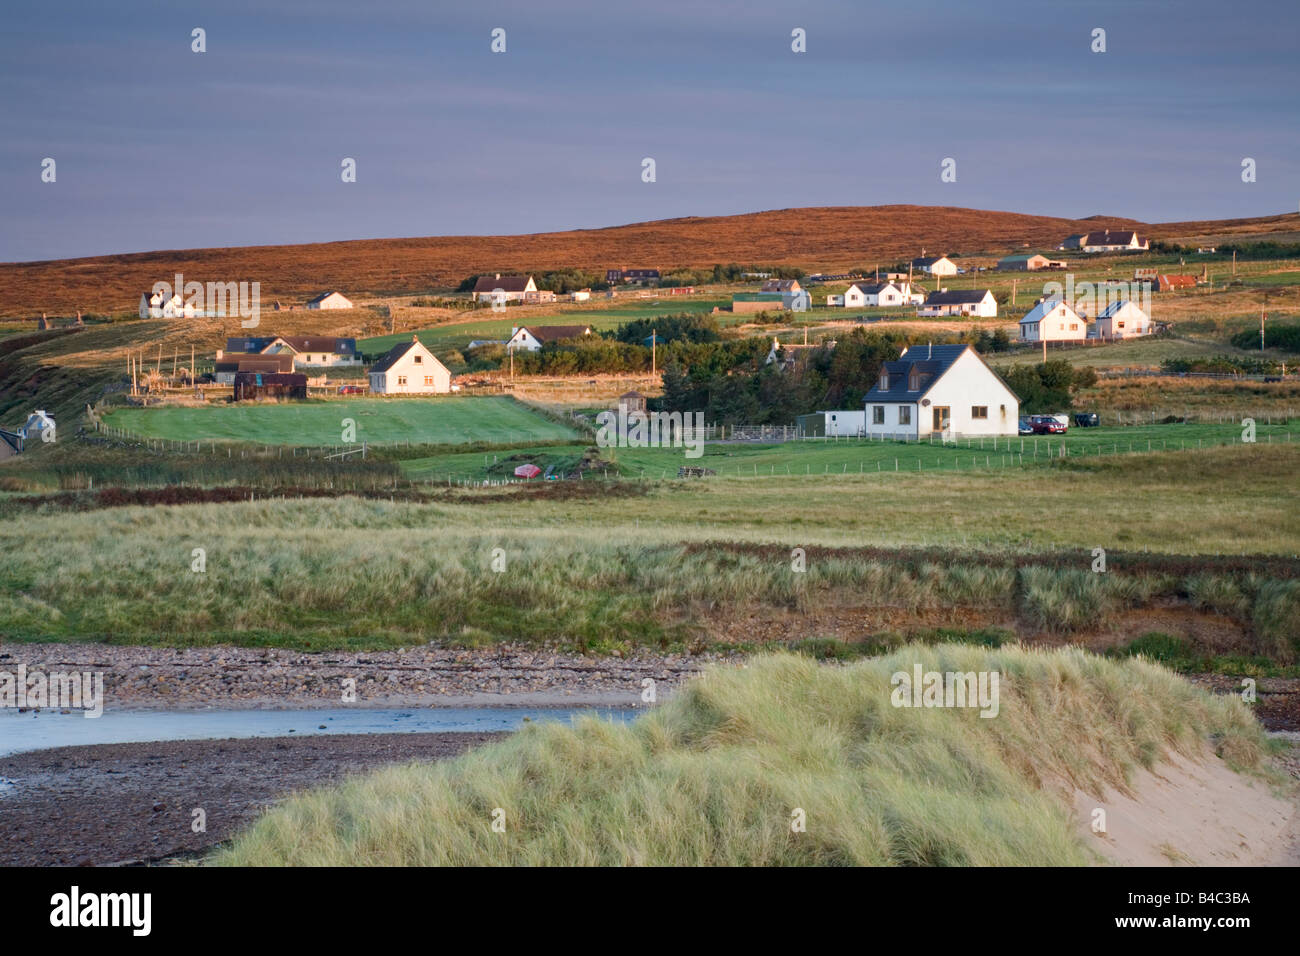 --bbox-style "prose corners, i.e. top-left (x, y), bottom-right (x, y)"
top-left (213, 646), bottom-right (1265, 866)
